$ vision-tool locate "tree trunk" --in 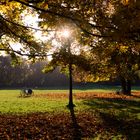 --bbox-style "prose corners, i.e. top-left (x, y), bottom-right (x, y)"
top-left (126, 62), bottom-right (132, 95)
top-left (67, 40), bottom-right (75, 109)
top-left (67, 61), bottom-right (75, 108)
top-left (121, 77), bottom-right (127, 94)
top-left (120, 77), bottom-right (131, 95)
top-left (126, 80), bottom-right (131, 95)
